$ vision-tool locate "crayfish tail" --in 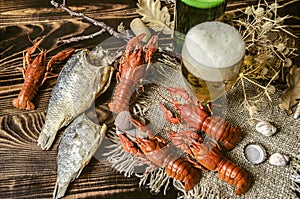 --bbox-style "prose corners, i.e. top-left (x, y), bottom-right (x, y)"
top-left (204, 116), bottom-right (241, 151)
top-left (218, 160), bottom-right (251, 195)
top-left (109, 79), bottom-right (136, 114)
top-left (221, 126), bottom-right (241, 151)
top-left (182, 164), bottom-right (202, 191)
top-left (12, 98), bottom-right (35, 110)
top-left (26, 101), bottom-right (35, 110)
top-left (165, 158), bottom-right (201, 191)
top-left (235, 170), bottom-right (251, 195)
